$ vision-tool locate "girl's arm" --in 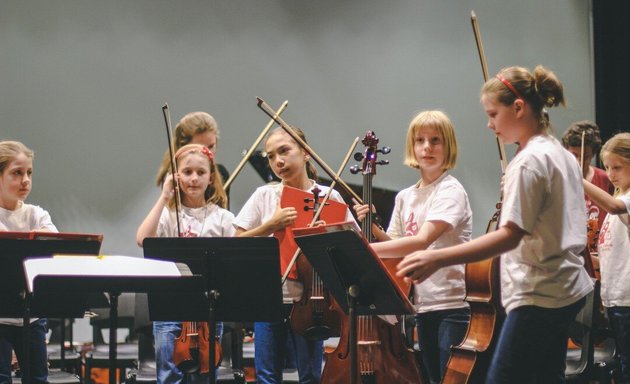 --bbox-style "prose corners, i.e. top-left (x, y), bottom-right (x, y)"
top-left (236, 205), bottom-right (298, 237)
top-left (397, 222), bottom-right (525, 283)
top-left (371, 220), bottom-right (451, 258)
top-left (136, 175), bottom-right (174, 246)
top-left (583, 179), bottom-right (627, 214)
